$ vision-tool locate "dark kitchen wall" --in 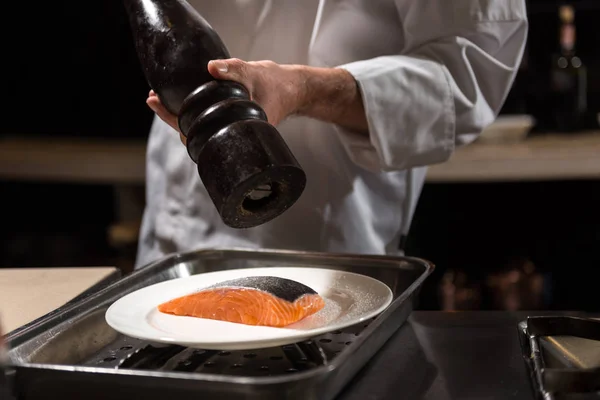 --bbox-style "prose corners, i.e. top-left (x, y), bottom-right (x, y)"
top-left (409, 0), bottom-right (600, 312)
top-left (3, 0), bottom-right (600, 300)
top-left (5, 0), bottom-right (600, 139)
top-left (1, 0), bottom-right (152, 269)
top-left (4, 0), bottom-right (154, 138)
top-left (501, 0), bottom-right (600, 131)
